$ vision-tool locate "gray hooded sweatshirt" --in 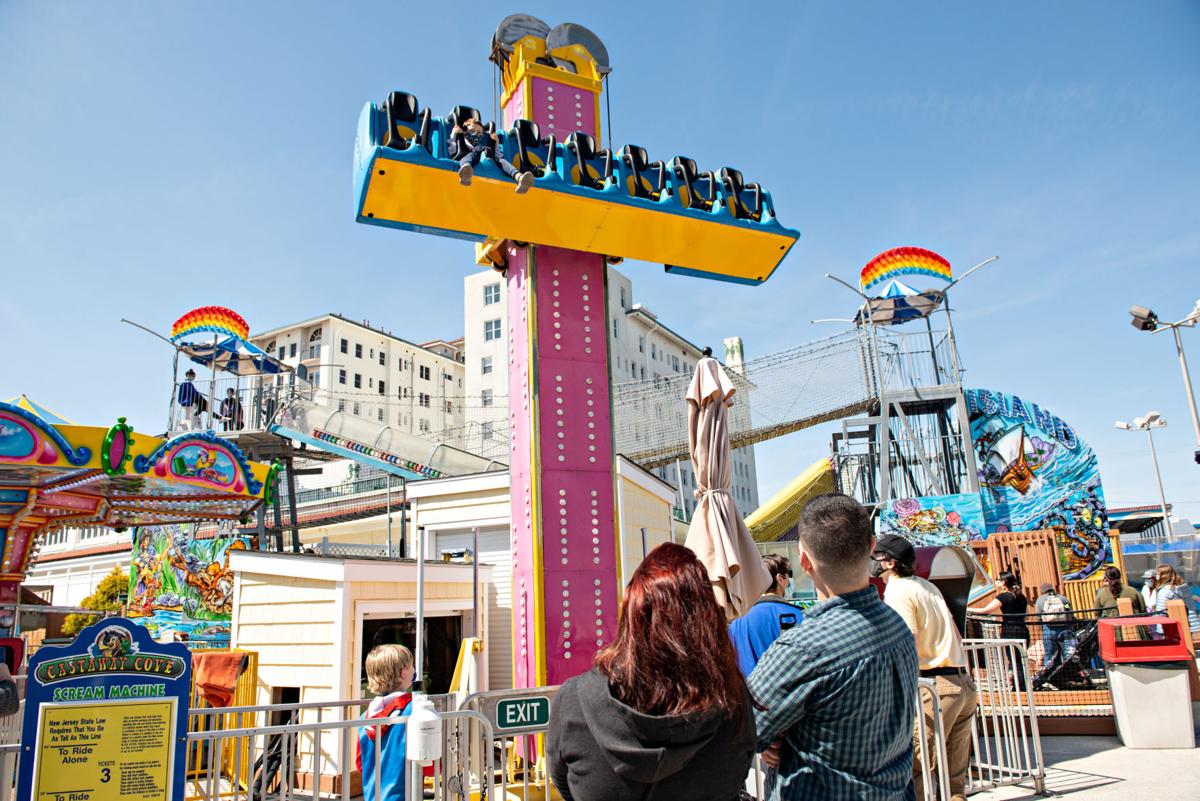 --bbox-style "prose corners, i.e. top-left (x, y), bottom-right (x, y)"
top-left (547, 668), bottom-right (755, 801)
